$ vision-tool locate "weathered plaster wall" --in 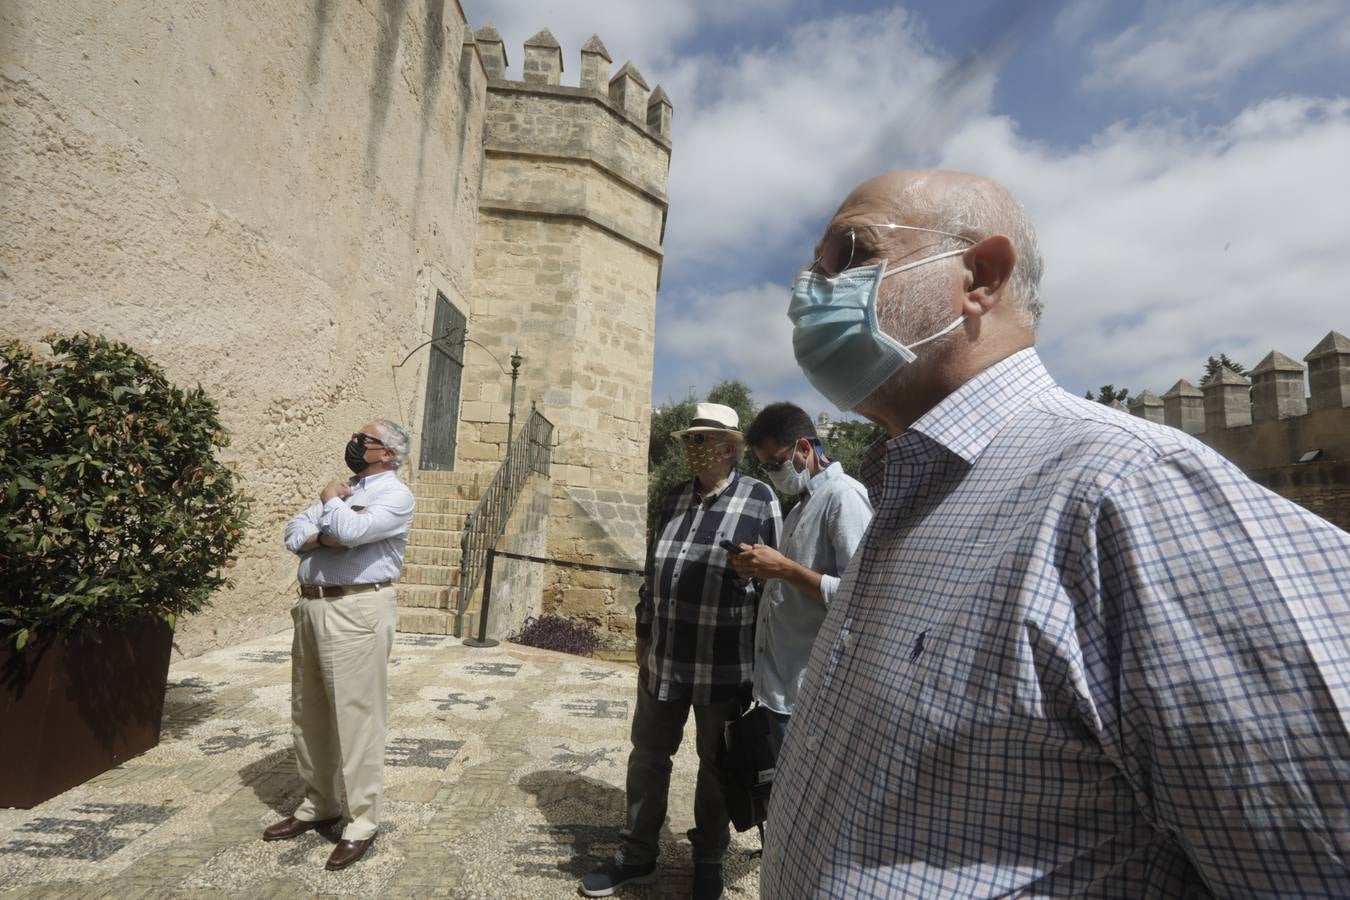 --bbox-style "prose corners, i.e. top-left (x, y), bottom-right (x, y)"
top-left (0, 0), bottom-right (488, 656)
